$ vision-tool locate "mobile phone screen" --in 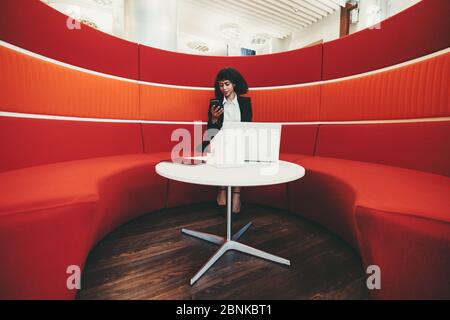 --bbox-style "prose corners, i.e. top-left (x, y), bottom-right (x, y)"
top-left (210, 99), bottom-right (222, 109)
